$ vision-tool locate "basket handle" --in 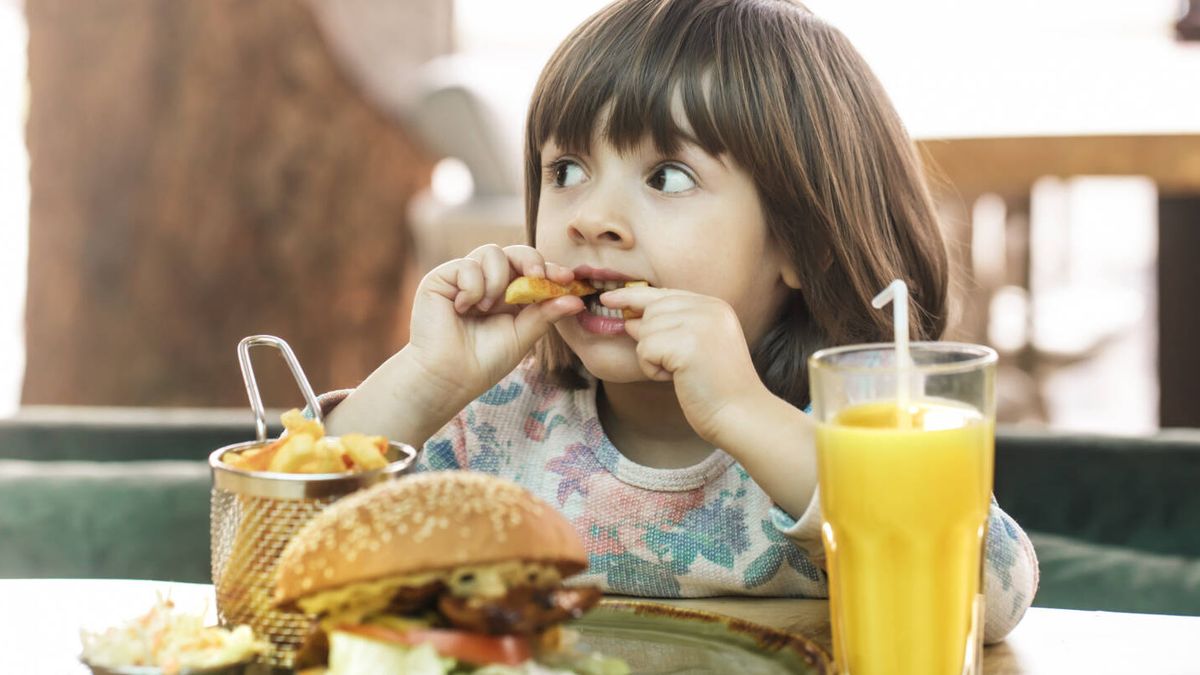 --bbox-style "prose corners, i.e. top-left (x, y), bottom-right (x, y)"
top-left (237, 335), bottom-right (322, 442)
